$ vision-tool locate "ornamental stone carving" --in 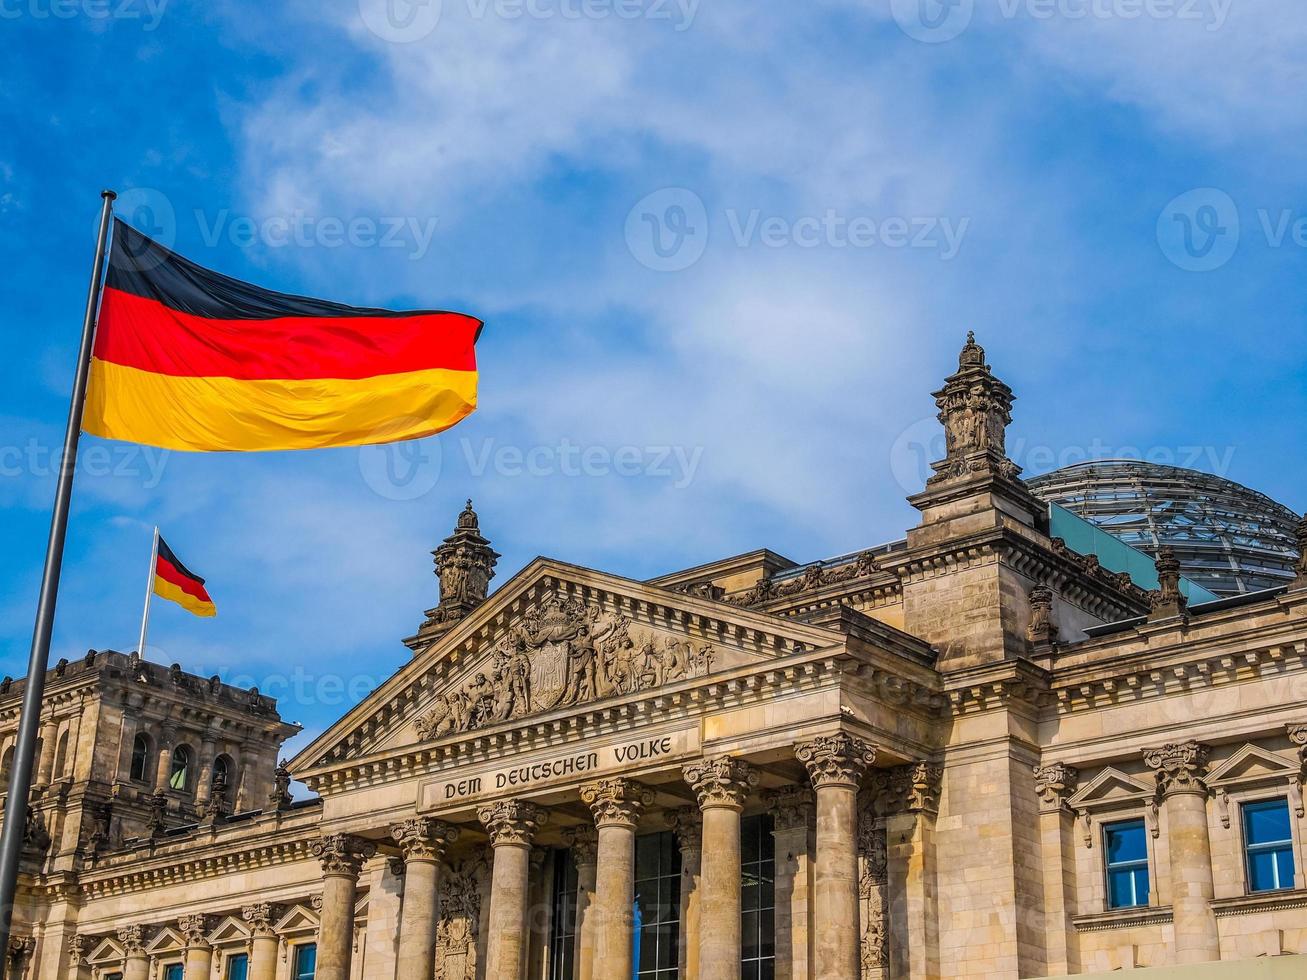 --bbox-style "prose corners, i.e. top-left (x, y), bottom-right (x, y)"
top-left (68, 936), bottom-right (86, 966)
top-left (177, 914), bottom-right (211, 947)
top-left (392, 817), bottom-right (460, 862)
top-left (1032, 762), bottom-right (1079, 813)
top-left (891, 761), bottom-right (944, 815)
top-left (1027, 586), bottom-right (1059, 649)
top-left (311, 833), bottom-right (377, 876)
top-left (563, 825), bottom-right (598, 865)
top-left (421, 500), bottom-right (501, 633)
top-left (857, 801), bottom-right (889, 977)
top-left (436, 857), bottom-right (486, 980)
top-left (118, 924), bottom-right (147, 956)
top-left (1148, 547), bottom-right (1189, 621)
top-left (928, 332), bottom-right (1020, 486)
top-left (1289, 723), bottom-right (1307, 770)
top-left (478, 800), bottom-right (547, 847)
top-left (580, 778), bottom-right (653, 829)
top-left (765, 785), bottom-right (815, 833)
top-left (795, 734), bottom-right (878, 788)
top-left (242, 903), bottom-right (280, 937)
top-left (1144, 741), bottom-right (1211, 796)
top-left (683, 755), bottom-right (757, 810)
top-left (415, 594), bottom-right (716, 739)
top-left (1293, 514), bottom-right (1307, 587)
top-left (268, 759), bottom-right (293, 811)
top-left (668, 807), bottom-right (702, 855)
